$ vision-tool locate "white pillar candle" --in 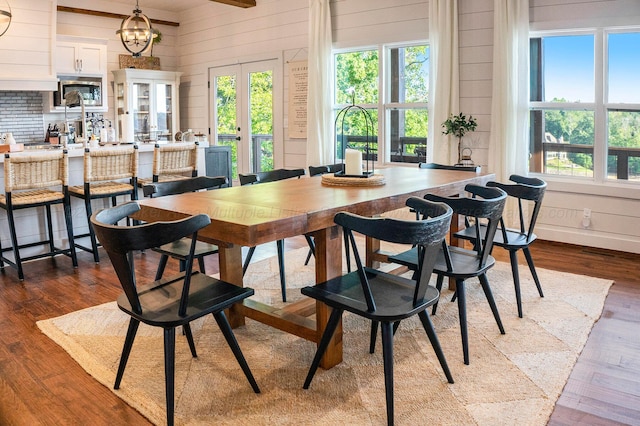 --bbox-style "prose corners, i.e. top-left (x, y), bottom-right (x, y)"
top-left (345, 148), bottom-right (363, 176)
